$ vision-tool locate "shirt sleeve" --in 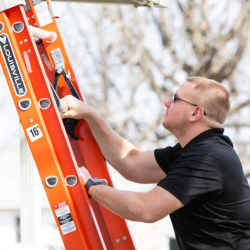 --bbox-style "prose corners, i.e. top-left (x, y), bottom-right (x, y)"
top-left (157, 145), bottom-right (222, 205)
top-left (154, 143), bottom-right (182, 175)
